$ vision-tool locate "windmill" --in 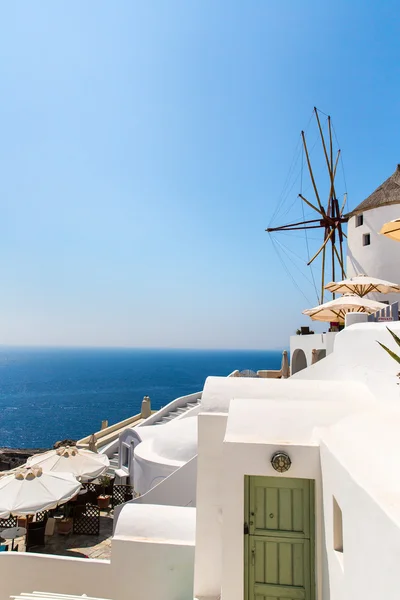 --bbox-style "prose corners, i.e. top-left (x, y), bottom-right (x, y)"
top-left (267, 108), bottom-right (348, 303)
